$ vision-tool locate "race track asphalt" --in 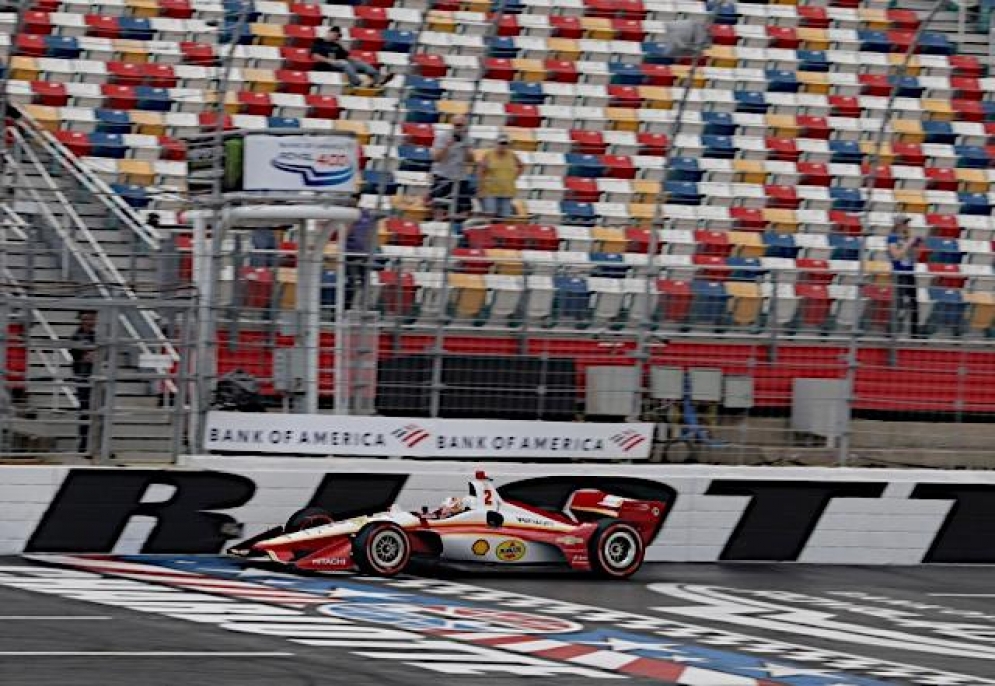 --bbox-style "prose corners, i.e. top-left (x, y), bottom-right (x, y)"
top-left (0, 556), bottom-right (992, 686)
